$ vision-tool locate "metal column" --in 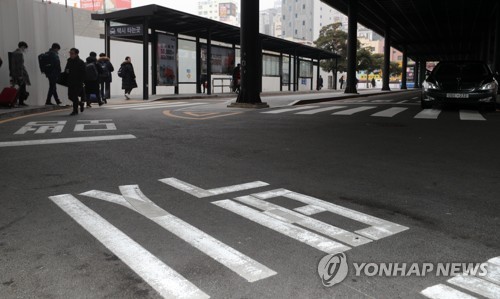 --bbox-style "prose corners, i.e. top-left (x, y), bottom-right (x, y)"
top-left (414, 61), bottom-right (420, 88)
top-left (279, 53), bottom-right (283, 92)
top-left (105, 19), bottom-right (111, 57)
top-left (334, 58), bottom-right (338, 90)
top-left (494, 7), bottom-right (500, 73)
top-left (419, 59), bottom-right (426, 86)
top-left (382, 25), bottom-right (391, 91)
top-left (142, 17), bottom-right (149, 100)
top-left (196, 37), bottom-right (201, 94)
top-left (151, 30), bottom-right (157, 95)
top-left (231, 0), bottom-right (267, 107)
top-left (174, 33), bottom-right (179, 95)
top-left (345, 0), bottom-right (358, 93)
top-left (288, 54), bottom-right (292, 91)
top-left (207, 27), bottom-right (212, 95)
top-left (401, 46), bottom-right (407, 90)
